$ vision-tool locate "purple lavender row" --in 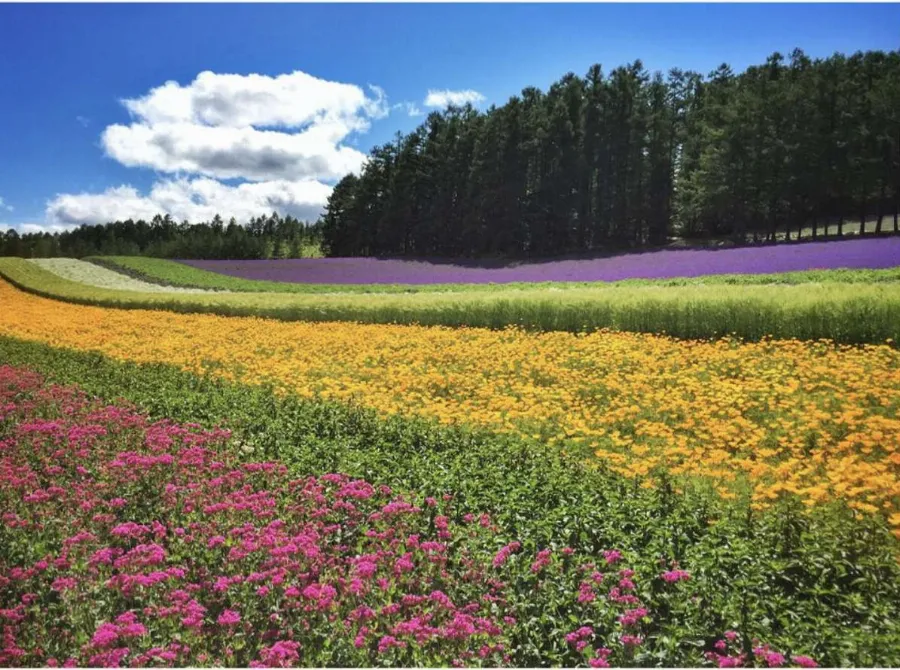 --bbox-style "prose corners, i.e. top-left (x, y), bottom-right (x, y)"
top-left (182, 237), bottom-right (900, 286)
